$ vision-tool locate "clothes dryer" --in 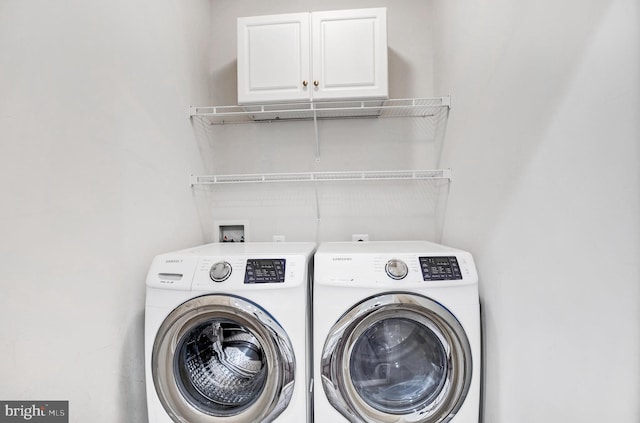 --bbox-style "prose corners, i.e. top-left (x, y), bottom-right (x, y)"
top-left (145, 242), bottom-right (315, 423)
top-left (313, 241), bottom-right (480, 423)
